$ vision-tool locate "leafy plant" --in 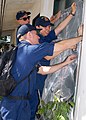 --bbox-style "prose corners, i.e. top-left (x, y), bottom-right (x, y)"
top-left (37, 96), bottom-right (74, 120)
